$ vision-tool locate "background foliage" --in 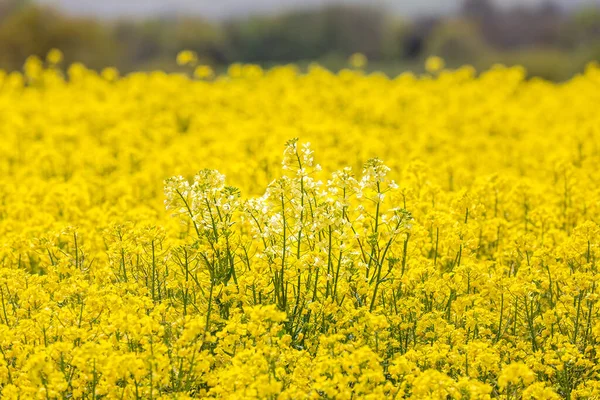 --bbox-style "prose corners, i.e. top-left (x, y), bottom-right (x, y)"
top-left (1, 0), bottom-right (600, 79)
